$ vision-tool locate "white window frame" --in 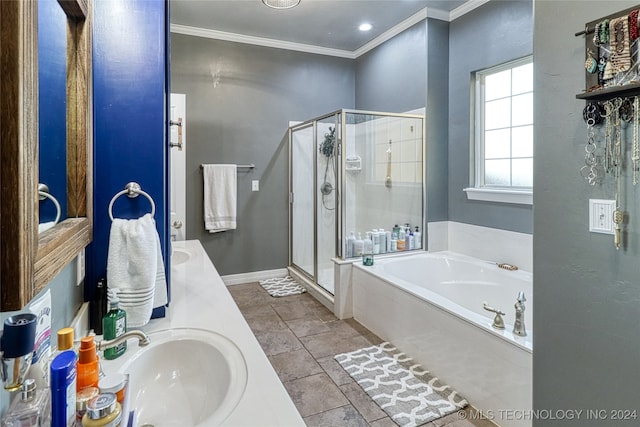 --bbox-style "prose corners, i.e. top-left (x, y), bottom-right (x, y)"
top-left (465, 56), bottom-right (533, 205)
